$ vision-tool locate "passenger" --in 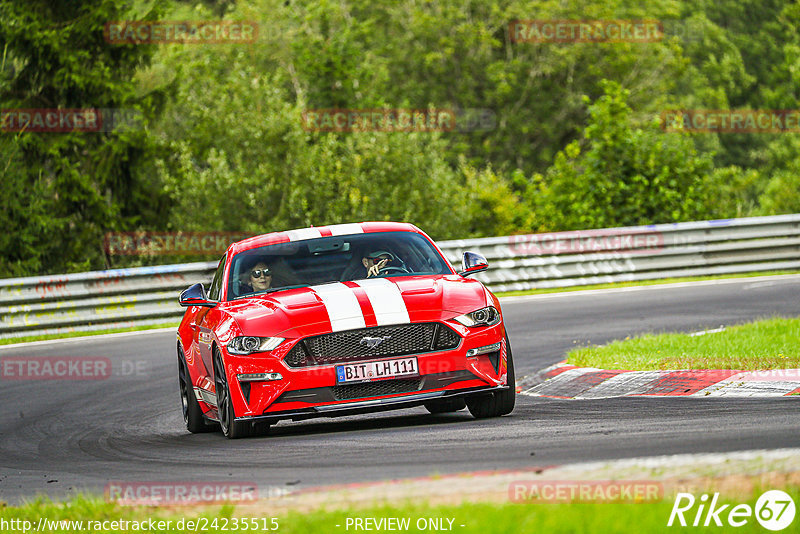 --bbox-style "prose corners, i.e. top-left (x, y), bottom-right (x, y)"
top-left (239, 257), bottom-right (302, 296)
top-left (247, 261), bottom-right (272, 292)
